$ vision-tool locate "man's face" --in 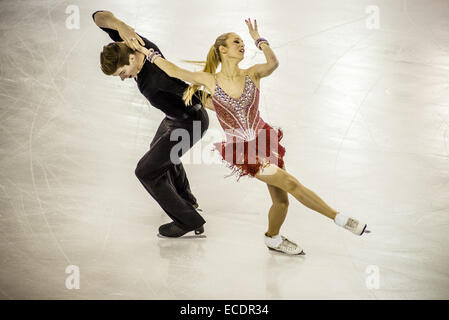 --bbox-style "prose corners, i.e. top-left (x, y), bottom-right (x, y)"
top-left (112, 54), bottom-right (140, 81)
